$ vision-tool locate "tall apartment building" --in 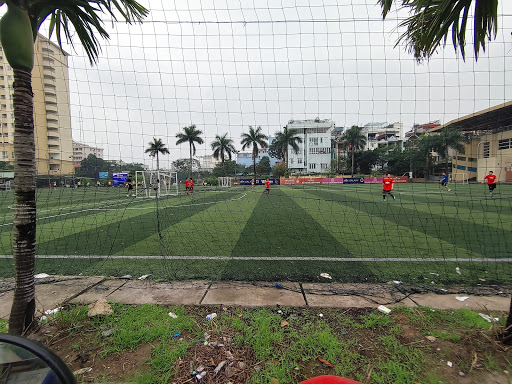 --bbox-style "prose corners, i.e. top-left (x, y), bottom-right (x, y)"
top-left (0, 34), bottom-right (73, 176)
top-left (363, 122), bottom-right (404, 150)
top-left (73, 141), bottom-right (105, 165)
top-left (286, 118), bottom-right (335, 174)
